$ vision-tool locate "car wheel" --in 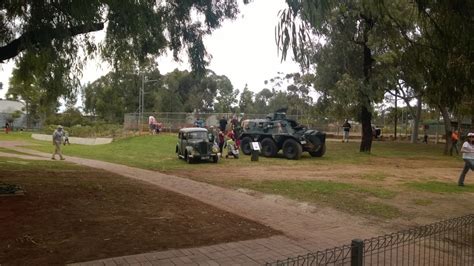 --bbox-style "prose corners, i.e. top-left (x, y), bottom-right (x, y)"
top-left (261, 138), bottom-right (278, 157)
top-left (309, 143), bottom-right (326, 157)
top-left (240, 137), bottom-right (252, 155)
top-left (186, 153), bottom-right (193, 164)
top-left (212, 155), bottom-right (219, 163)
top-left (282, 139), bottom-right (302, 160)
